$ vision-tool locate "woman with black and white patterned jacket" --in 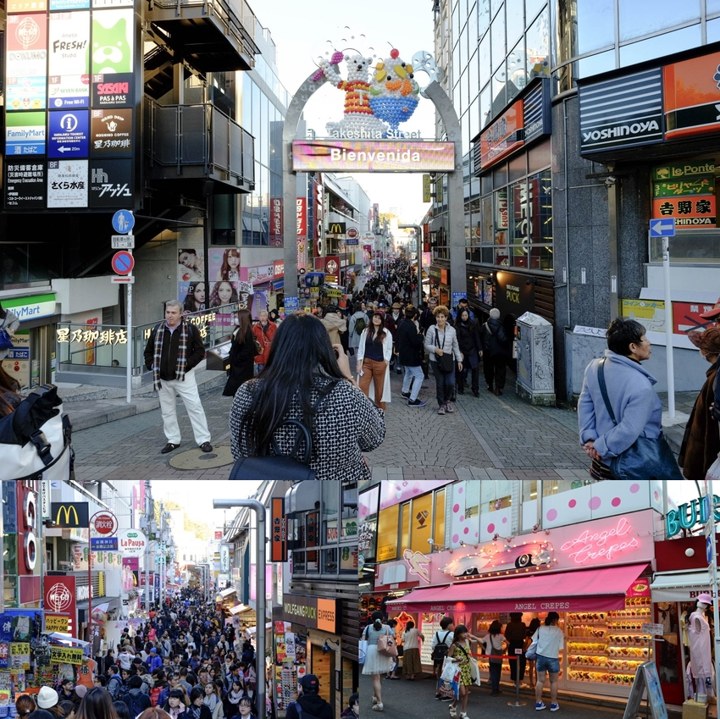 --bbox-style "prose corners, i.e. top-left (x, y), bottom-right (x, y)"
top-left (229, 313), bottom-right (385, 480)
